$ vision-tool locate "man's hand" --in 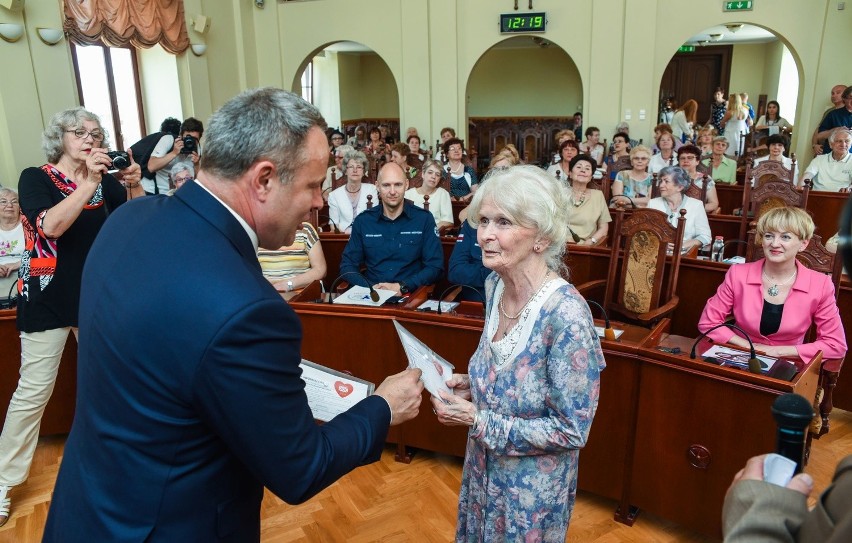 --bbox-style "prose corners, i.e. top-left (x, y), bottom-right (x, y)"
top-left (373, 282), bottom-right (401, 295)
top-left (728, 454), bottom-right (814, 496)
top-left (374, 368), bottom-right (423, 426)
